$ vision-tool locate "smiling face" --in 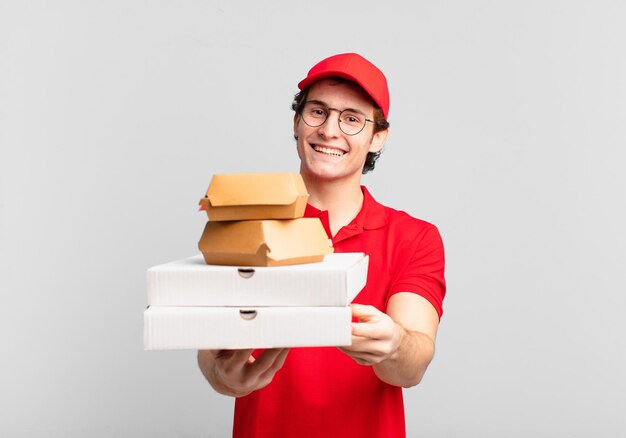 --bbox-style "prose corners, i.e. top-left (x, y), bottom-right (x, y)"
top-left (294, 79), bottom-right (388, 185)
